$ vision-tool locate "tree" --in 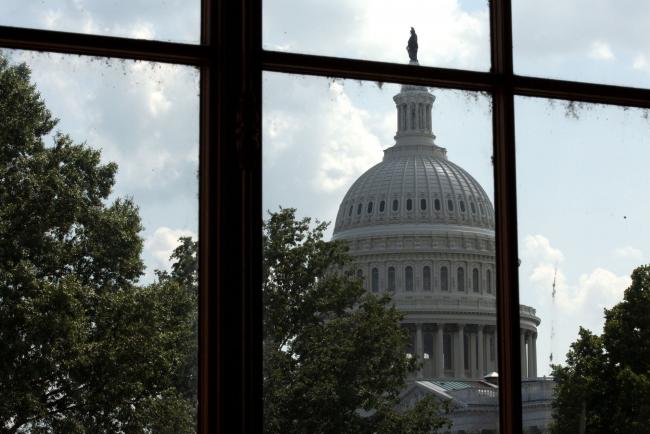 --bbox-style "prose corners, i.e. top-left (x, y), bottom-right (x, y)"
top-left (263, 208), bottom-right (451, 433)
top-left (0, 53), bottom-right (196, 432)
top-left (551, 265), bottom-right (650, 434)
